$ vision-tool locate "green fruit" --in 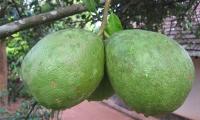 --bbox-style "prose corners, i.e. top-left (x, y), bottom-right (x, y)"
top-left (88, 72), bottom-right (114, 101)
top-left (21, 29), bottom-right (104, 110)
top-left (106, 30), bottom-right (194, 116)
top-left (88, 40), bottom-right (114, 101)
